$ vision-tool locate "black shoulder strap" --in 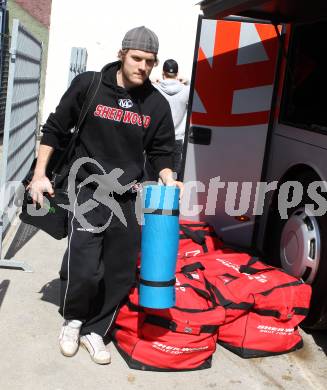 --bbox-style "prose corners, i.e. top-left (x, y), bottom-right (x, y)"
top-left (75, 71), bottom-right (102, 132)
top-left (51, 71), bottom-right (102, 180)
